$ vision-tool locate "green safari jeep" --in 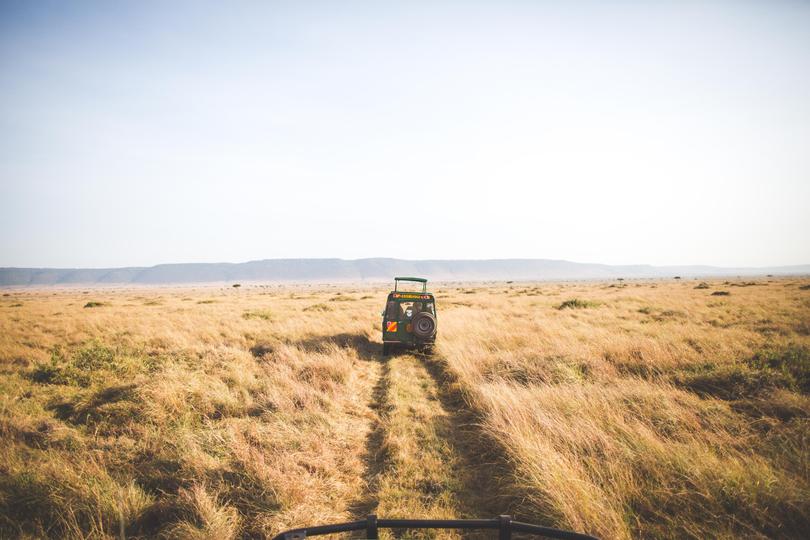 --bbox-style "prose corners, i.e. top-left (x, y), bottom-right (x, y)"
top-left (381, 277), bottom-right (437, 355)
